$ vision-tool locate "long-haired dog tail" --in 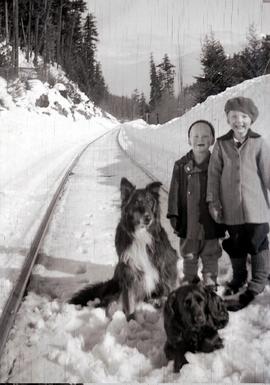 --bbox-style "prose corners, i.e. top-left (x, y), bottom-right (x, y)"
top-left (69, 278), bottom-right (120, 307)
